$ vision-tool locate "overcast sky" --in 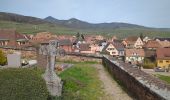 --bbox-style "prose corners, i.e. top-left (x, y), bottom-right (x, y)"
top-left (0, 0), bottom-right (170, 28)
